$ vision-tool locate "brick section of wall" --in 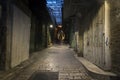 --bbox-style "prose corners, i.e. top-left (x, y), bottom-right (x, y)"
top-left (109, 0), bottom-right (120, 75)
